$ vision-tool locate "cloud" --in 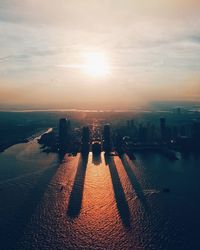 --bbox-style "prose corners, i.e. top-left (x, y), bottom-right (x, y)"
top-left (0, 0), bottom-right (200, 108)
